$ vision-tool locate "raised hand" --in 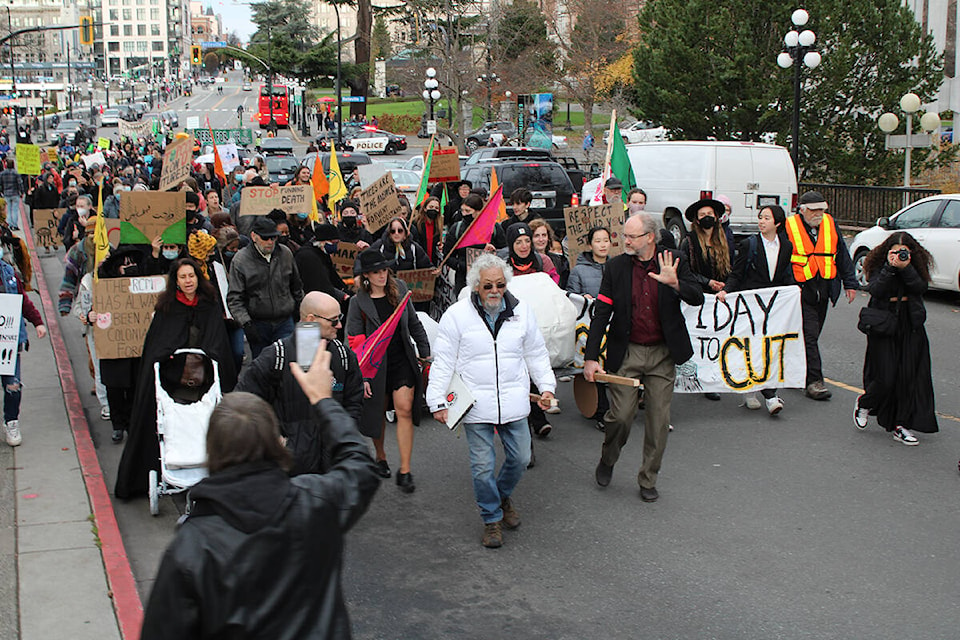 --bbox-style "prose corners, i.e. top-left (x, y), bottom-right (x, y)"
top-left (649, 250), bottom-right (680, 290)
